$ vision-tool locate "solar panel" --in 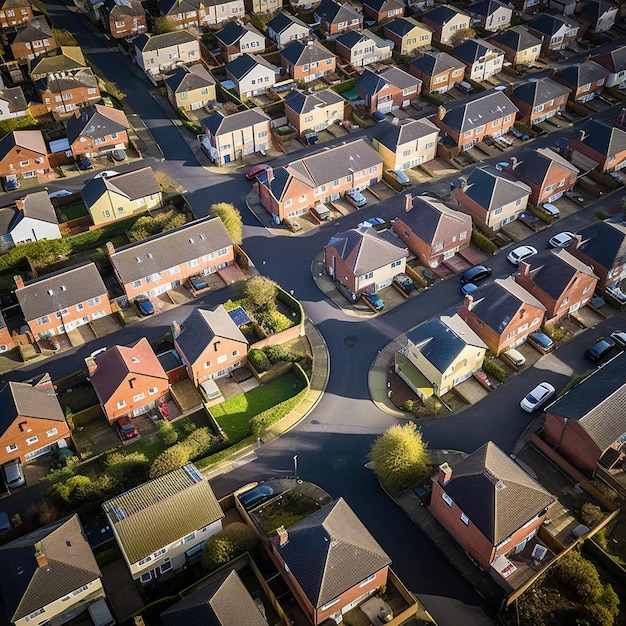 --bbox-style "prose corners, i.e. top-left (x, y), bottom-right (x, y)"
top-left (184, 464), bottom-right (203, 484)
top-left (228, 306), bottom-right (251, 327)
